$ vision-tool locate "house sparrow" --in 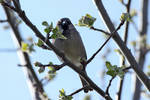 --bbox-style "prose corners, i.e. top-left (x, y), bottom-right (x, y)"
top-left (53, 18), bottom-right (92, 93)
